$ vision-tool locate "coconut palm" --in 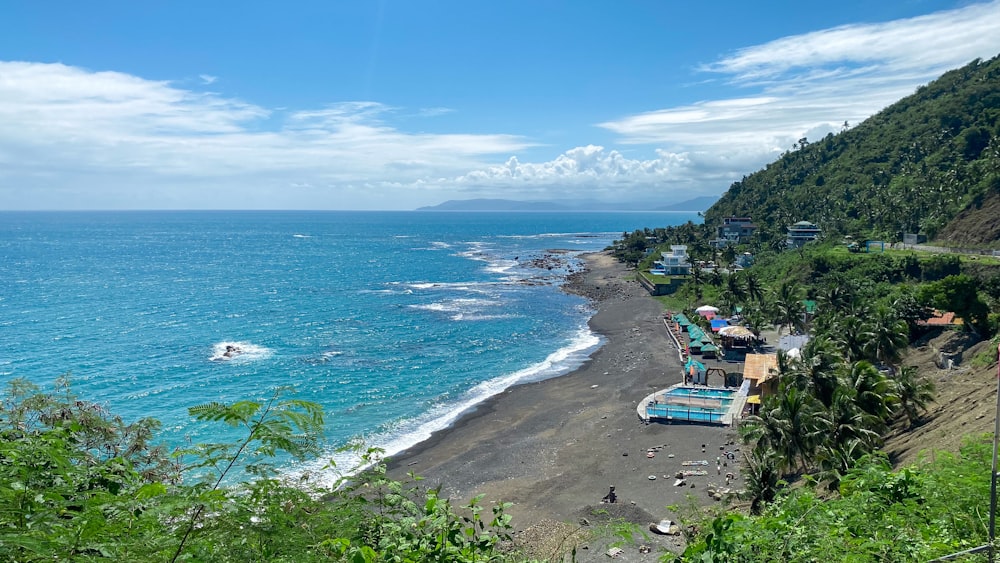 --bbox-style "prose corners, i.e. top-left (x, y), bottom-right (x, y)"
top-left (894, 365), bottom-right (935, 428)
top-left (793, 337), bottom-right (843, 409)
top-left (827, 315), bottom-right (868, 363)
top-left (820, 283), bottom-right (854, 316)
top-left (743, 271), bottom-right (765, 304)
top-left (819, 388), bottom-right (883, 453)
top-left (742, 448), bottom-right (782, 515)
top-left (744, 386), bottom-right (821, 474)
top-left (772, 280), bottom-right (805, 337)
top-left (726, 272), bottom-right (747, 305)
top-left (862, 305), bottom-right (909, 371)
top-left (844, 361), bottom-right (897, 425)
top-left (708, 268), bottom-right (724, 289)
